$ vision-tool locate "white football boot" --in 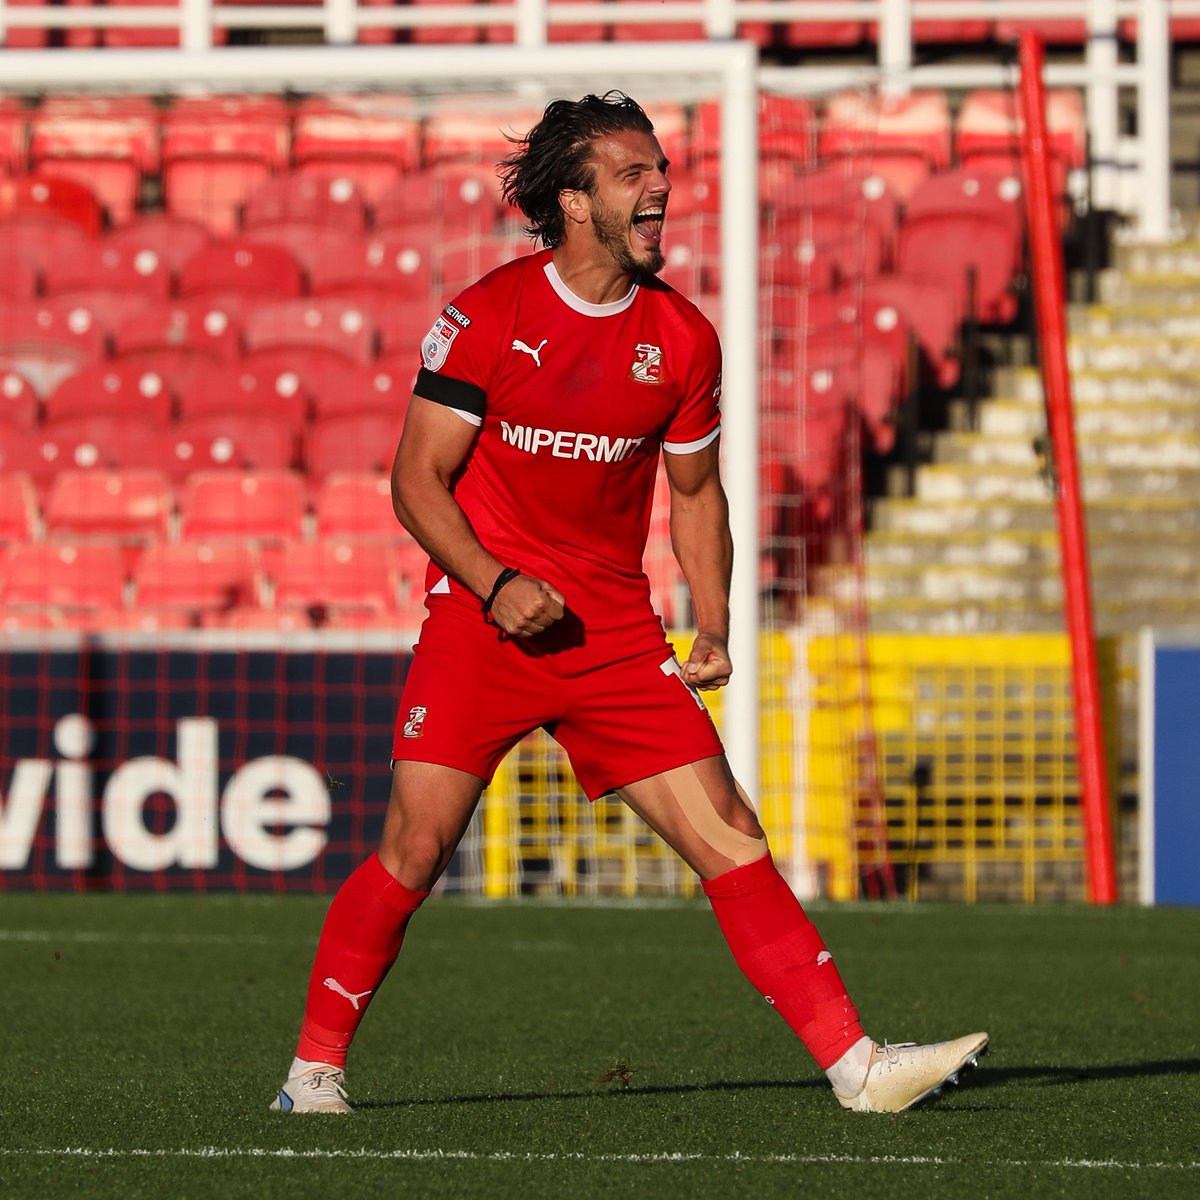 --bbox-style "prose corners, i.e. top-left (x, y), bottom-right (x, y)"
top-left (833, 1032), bottom-right (989, 1113)
top-left (270, 1065), bottom-right (353, 1114)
